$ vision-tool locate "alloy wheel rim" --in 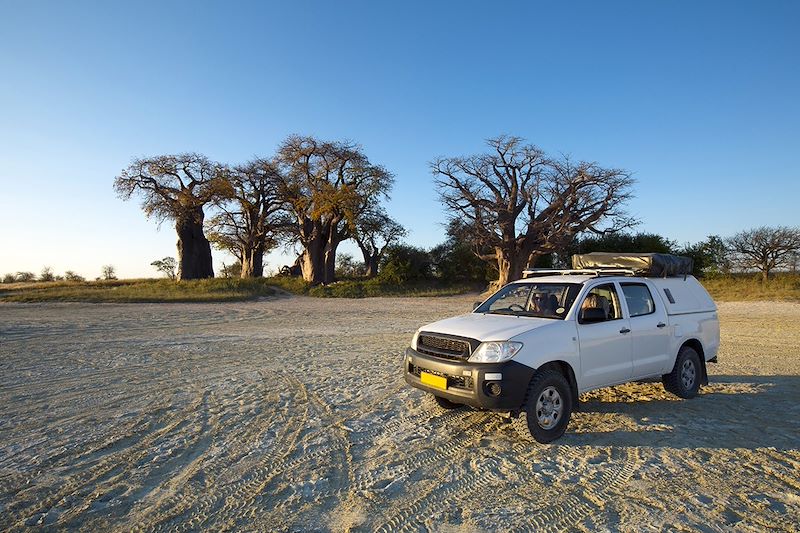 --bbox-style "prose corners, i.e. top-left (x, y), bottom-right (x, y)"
top-left (535, 386), bottom-right (563, 429)
top-left (681, 359), bottom-right (696, 389)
